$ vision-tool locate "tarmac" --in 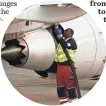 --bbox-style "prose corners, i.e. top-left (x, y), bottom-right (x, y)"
top-left (2, 60), bottom-right (97, 105)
